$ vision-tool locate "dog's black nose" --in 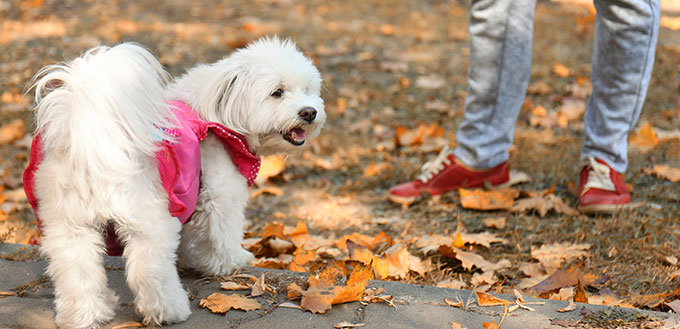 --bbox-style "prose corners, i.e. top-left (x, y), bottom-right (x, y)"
top-left (298, 107), bottom-right (317, 123)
